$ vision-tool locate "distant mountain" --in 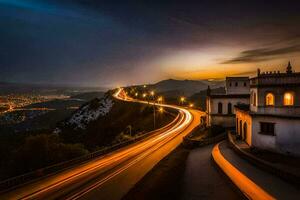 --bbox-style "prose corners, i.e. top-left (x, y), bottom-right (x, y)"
top-left (189, 86), bottom-right (226, 110)
top-left (147, 79), bottom-right (207, 97)
top-left (147, 79), bottom-right (225, 97)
